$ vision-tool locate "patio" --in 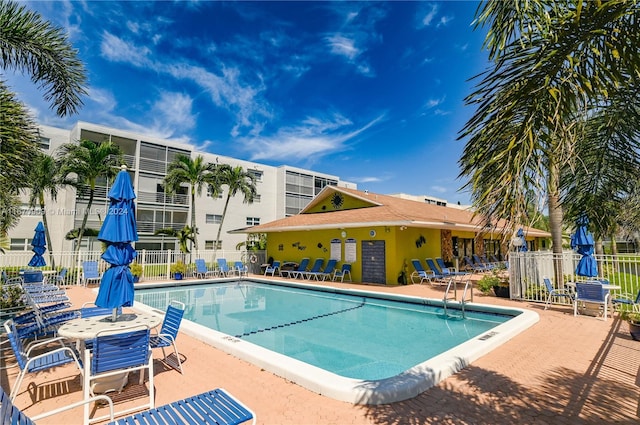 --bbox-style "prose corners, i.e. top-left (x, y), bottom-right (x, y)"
top-left (2, 279), bottom-right (639, 424)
